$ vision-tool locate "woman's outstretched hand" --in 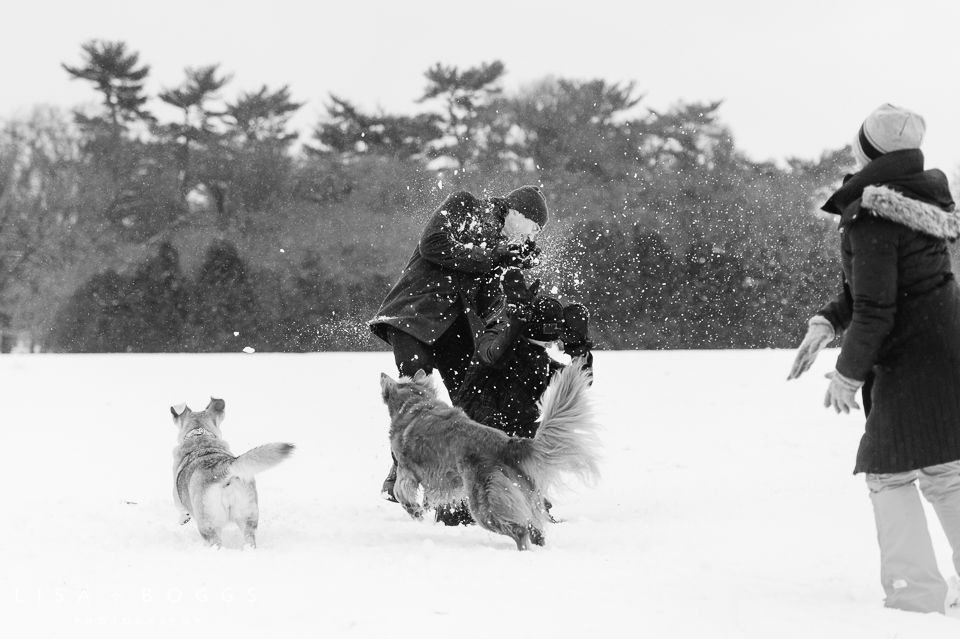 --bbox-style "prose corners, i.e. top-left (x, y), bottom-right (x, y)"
top-left (787, 316), bottom-right (835, 380)
top-left (823, 370), bottom-right (863, 414)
